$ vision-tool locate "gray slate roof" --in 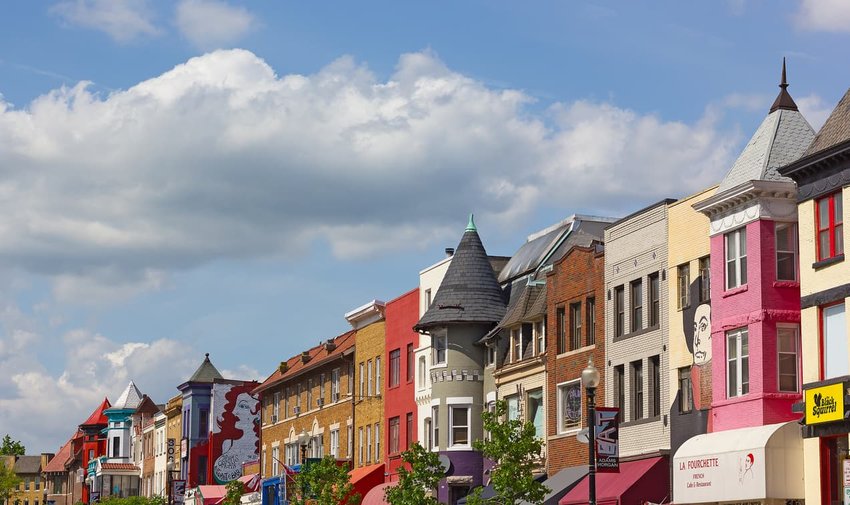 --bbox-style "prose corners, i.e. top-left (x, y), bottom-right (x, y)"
top-left (804, 87), bottom-right (850, 157)
top-left (717, 108), bottom-right (815, 192)
top-left (414, 221), bottom-right (506, 331)
top-left (187, 353), bottom-right (224, 383)
top-left (13, 456), bottom-right (42, 474)
top-left (111, 381), bottom-right (143, 410)
top-left (497, 215), bottom-right (613, 284)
